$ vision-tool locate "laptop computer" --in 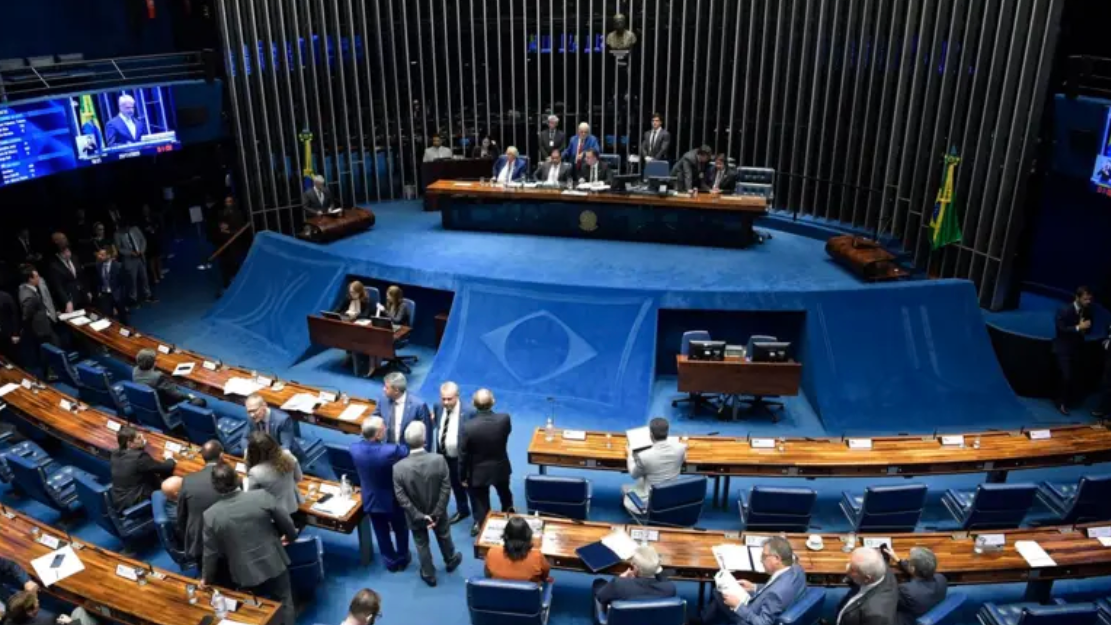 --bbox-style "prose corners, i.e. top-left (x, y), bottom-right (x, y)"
top-left (370, 316), bottom-right (392, 330)
top-left (321, 311), bottom-right (343, 321)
